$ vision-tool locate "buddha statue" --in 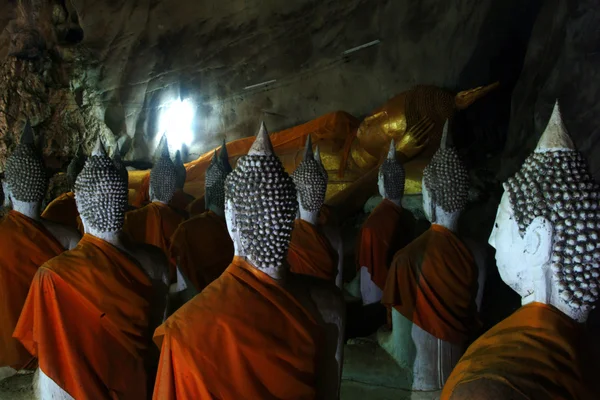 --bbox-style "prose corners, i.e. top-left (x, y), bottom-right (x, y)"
top-left (0, 120), bottom-right (80, 382)
top-left (378, 121), bottom-right (486, 391)
top-left (442, 102), bottom-right (600, 400)
top-left (14, 138), bottom-right (170, 400)
top-left (41, 147), bottom-right (86, 231)
top-left (134, 82), bottom-right (498, 221)
top-left (288, 135), bottom-right (341, 285)
top-left (170, 149), bottom-right (195, 216)
top-left (124, 136), bottom-right (184, 282)
top-left (170, 145), bottom-right (234, 294)
top-left (356, 139), bottom-right (417, 306)
top-left (153, 122), bottom-right (344, 399)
